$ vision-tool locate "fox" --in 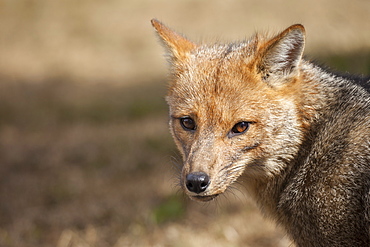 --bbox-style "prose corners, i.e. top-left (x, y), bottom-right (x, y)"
top-left (151, 19), bottom-right (370, 246)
